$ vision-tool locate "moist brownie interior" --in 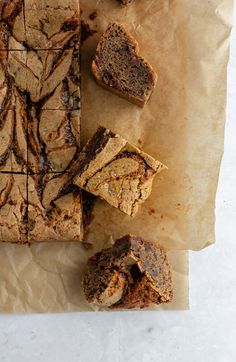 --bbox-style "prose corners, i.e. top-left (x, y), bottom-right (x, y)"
top-left (92, 23), bottom-right (157, 107)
